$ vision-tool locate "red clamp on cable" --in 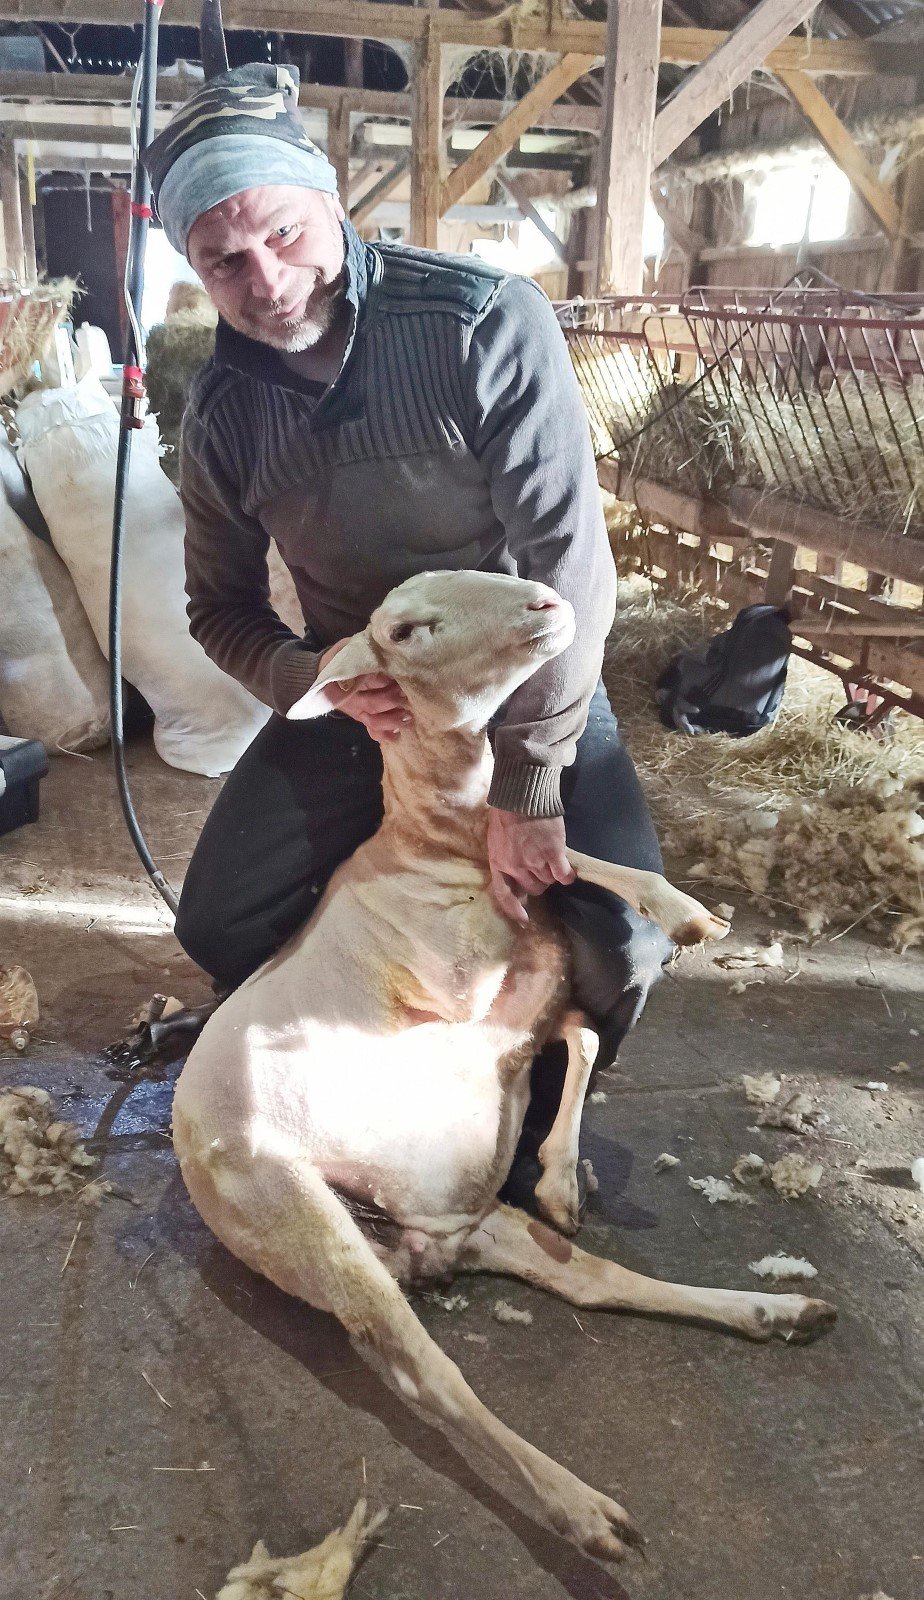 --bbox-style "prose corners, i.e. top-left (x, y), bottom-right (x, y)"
top-left (131, 201), bottom-right (153, 220)
top-left (122, 364), bottom-right (147, 429)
